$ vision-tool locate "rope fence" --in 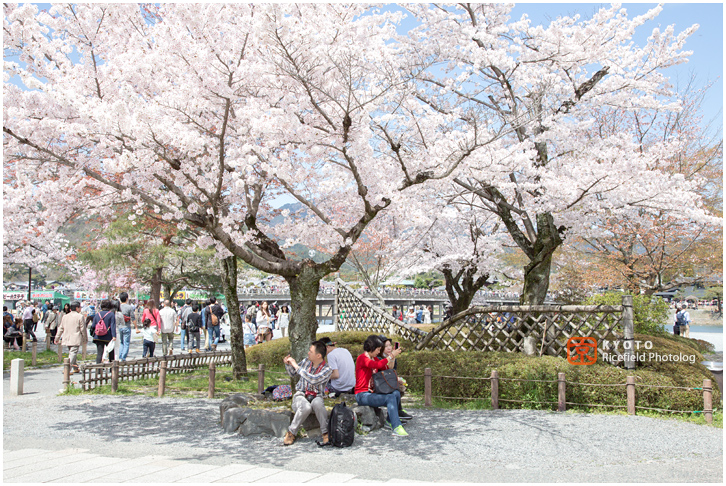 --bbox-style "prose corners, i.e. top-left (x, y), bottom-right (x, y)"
top-left (420, 368), bottom-right (717, 424)
top-left (60, 356), bottom-right (717, 425)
